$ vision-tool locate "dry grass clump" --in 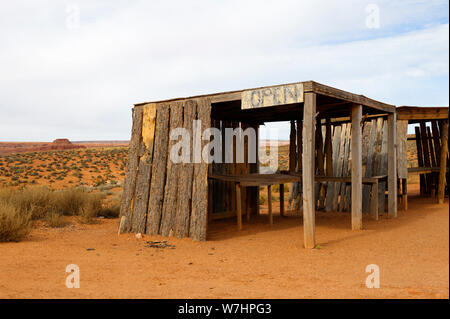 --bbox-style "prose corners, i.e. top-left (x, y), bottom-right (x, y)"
top-left (0, 186), bottom-right (115, 241)
top-left (0, 201), bottom-right (31, 242)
